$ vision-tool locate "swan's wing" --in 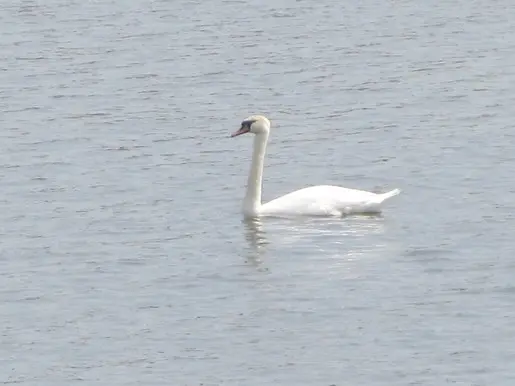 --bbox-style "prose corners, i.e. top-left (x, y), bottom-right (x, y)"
top-left (260, 185), bottom-right (390, 216)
